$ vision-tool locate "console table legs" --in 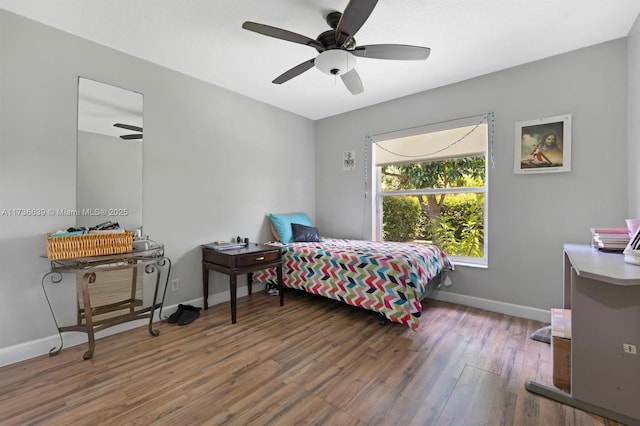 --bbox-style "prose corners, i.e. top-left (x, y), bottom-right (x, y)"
top-left (525, 381), bottom-right (639, 426)
top-left (42, 252), bottom-right (171, 361)
top-left (80, 272), bottom-right (97, 360)
top-left (147, 257), bottom-right (171, 336)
